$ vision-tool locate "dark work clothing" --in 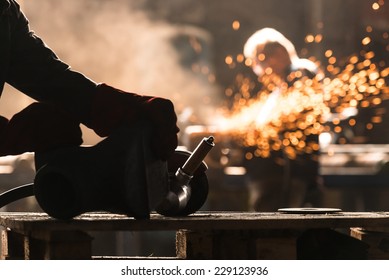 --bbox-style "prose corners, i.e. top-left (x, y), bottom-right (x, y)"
top-left (0, 0), bottom-right (96, 125)
top-left (0, 0), bottom-right (179, 159)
